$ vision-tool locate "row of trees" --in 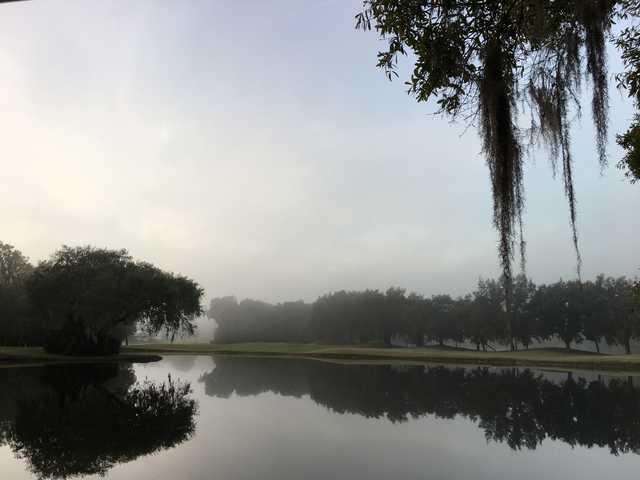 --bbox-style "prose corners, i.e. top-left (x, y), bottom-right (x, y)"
top-left (0, 241), bottom-right (203, 355)
top-left (209, 275), bottom-right (640, 352)
top-left (210, 297), bottom-right (311, 344)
